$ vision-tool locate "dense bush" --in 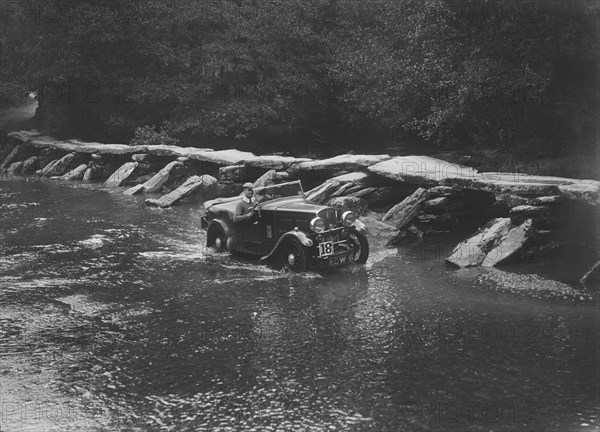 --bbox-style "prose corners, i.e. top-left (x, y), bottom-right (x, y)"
top-left (1, 0), bottom-right (597, 159)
